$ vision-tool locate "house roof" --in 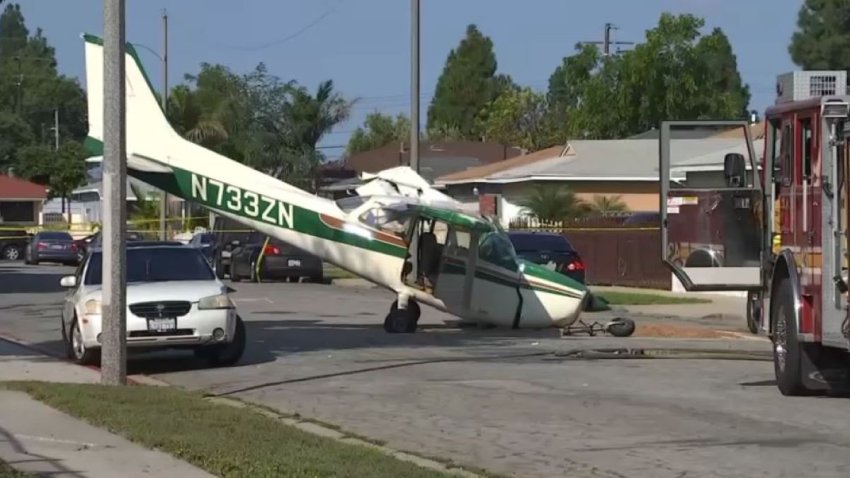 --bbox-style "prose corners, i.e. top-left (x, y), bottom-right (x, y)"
top-left (0, 174), bottom-right (48, 200)
top-left (435, 137), bottom-right (757, 185)
top-left (436, 145), bottom-right (568, 183)
top-left (345, 140), bottom-right (524, 175)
